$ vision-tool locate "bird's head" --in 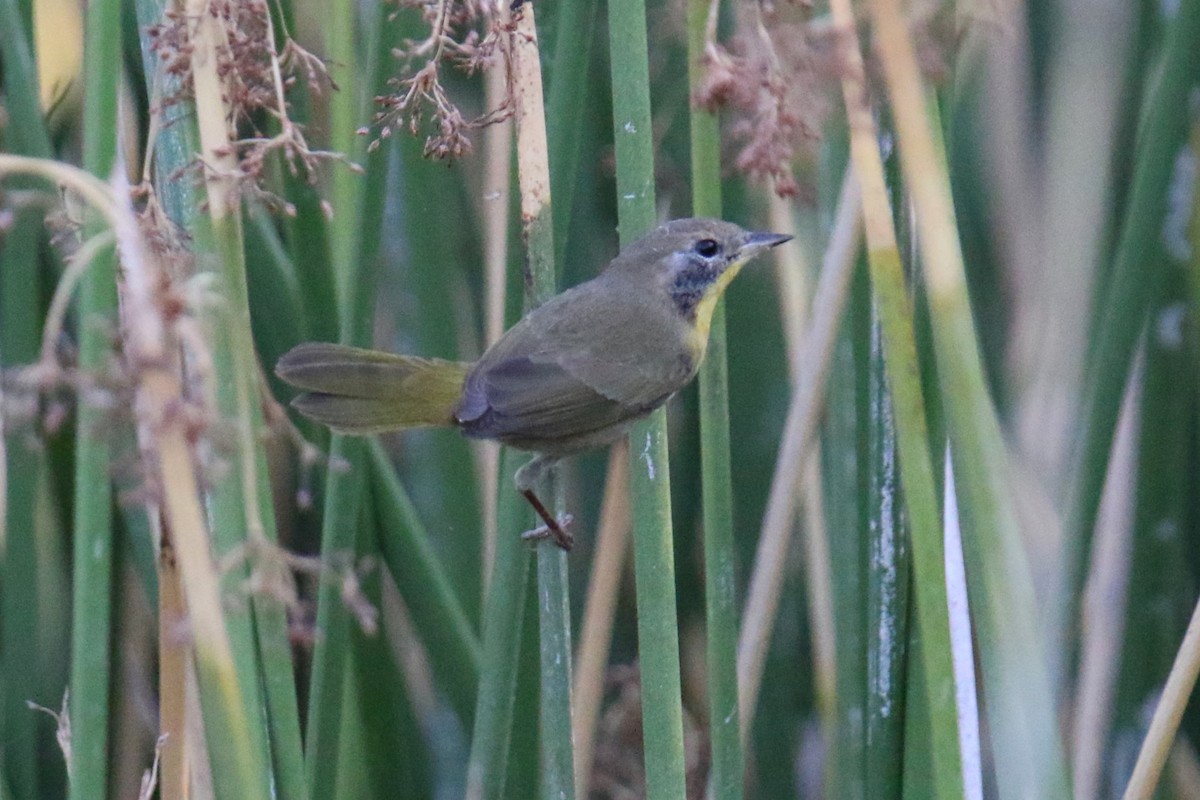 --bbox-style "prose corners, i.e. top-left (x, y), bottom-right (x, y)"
top-left (610, 217), bottom-right (792, 340)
